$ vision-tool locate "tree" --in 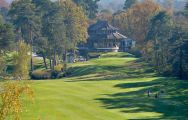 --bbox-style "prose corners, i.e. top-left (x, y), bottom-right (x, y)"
top-left (0, 14), bottom-right (14, 78)
top-left (97, 9), bottom-right (113, 22)
top-left (9, 0), bottom-right (40, 71)
top-left (0, 14), bottom-right (15, 52)
top-left (13, 41), bottom-right (31, 80)
top-left (0, 57), bottom-right (6, 77)
top-left (60, 0), bottom-right (88, 70)
top-left (163, 0), bottom-right (174, 15)
top-left (123, 0), bottom-right (138, 10)
top-left (169, 15), bottom-right (188, 79)
top-left (185, 2), bottom-right (188, 10)
top-left (72, 0), bottom-right (100, 19)
top-left (0, 41), bottom-right (33, 120)
top-left (113, 0), bottom-right (160, 50)
top-left (32, 0), bottom-right (54, 69)
top-left (146, 11), bottom-right (173, 73)
top-left (43, 0), bottom-right (88, 71)
top-left (0, 82), bottom-right (34, 120)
